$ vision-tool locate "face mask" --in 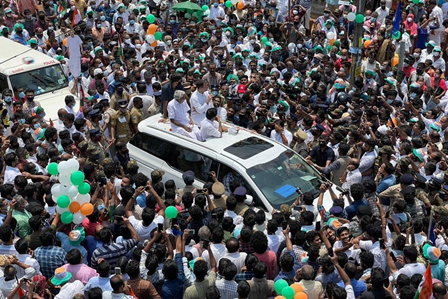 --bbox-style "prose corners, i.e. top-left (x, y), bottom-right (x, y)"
top-left (170, 20), bottom-right (176, 24)
top-left (27, 96), bottom-right (34, 102)
top-left (33, 123), bottom-right (41, 129)
top-left (4, 96), bottom-right (12, 103)
top-left (371, 18), bottom-right (376, 22)
top-left (293, 10), bottom-right (298, 14)
top-left (414, 53), bottom-right (420, 58)
top-left (387, 99), bottom-right (394, 104)
top-left (250, 39), bottom-right (255, 44)
top-left (407, 17), bottom-right (412, 22)
top-left (410, 92), bottom-right (417, 99)
top-left (96, 24), bottom-right (101, 29)
top-left (340, 55), bottom-right (346, 60)
top-left (18, 118), bottom-right (25, 124)
top-left (214, 3), bottom-right (218, 7)
top-left (100, 16), bottom-right (106, 21)
top-left (125, 39), bottom-right (131, 44)
top-left (404, 63), bottom-right (409, 67)
top-left (130, 20), bottom-right (135, 25)
top-left (366, 78), bottom-right (372, 82)
top-left (201, 38), bottom-right (208, 42)
top-left (19, 92), bottom-right (25, 98)
top-left (434, 52), bottom-right (440, 57)
top-left (340, 68), bottom-right (345, 73)
top-left (166, 40), bottom-right (172, 46)
top-left (135, 44), bottom-right (141, 49)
